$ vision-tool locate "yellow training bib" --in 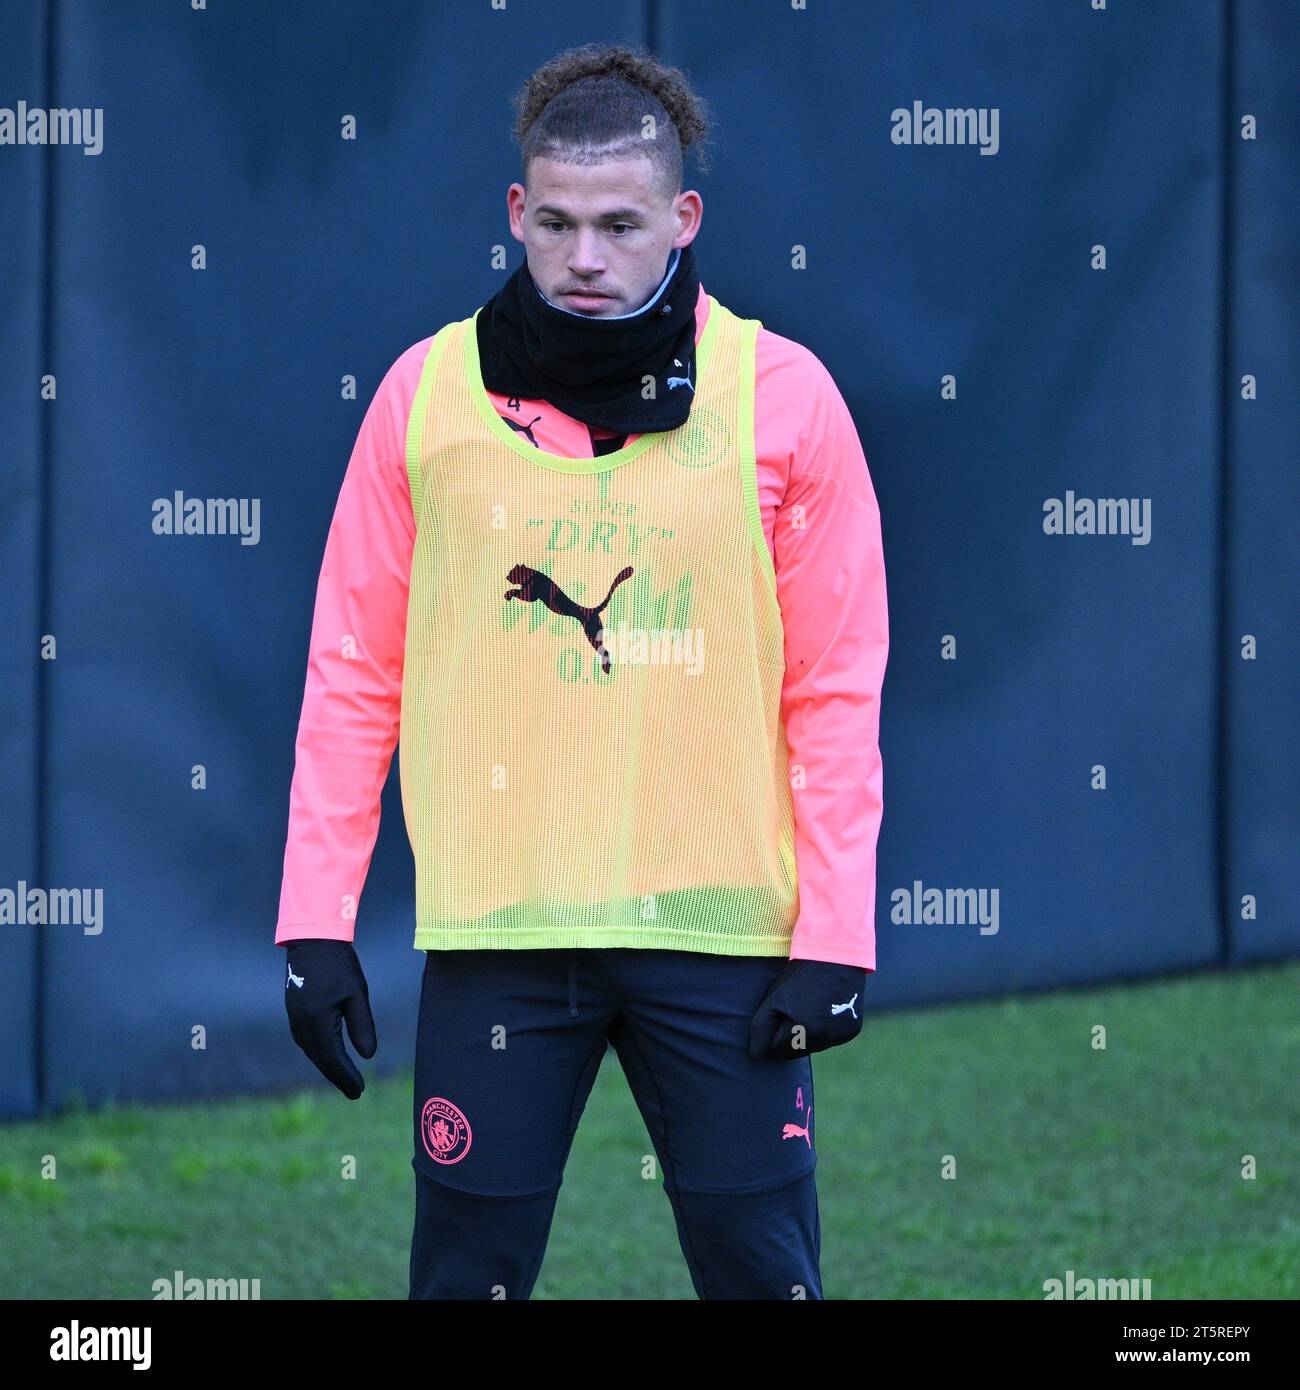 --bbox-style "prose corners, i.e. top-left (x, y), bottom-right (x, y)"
top-left (400, 295), bottom-right (798, 954)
